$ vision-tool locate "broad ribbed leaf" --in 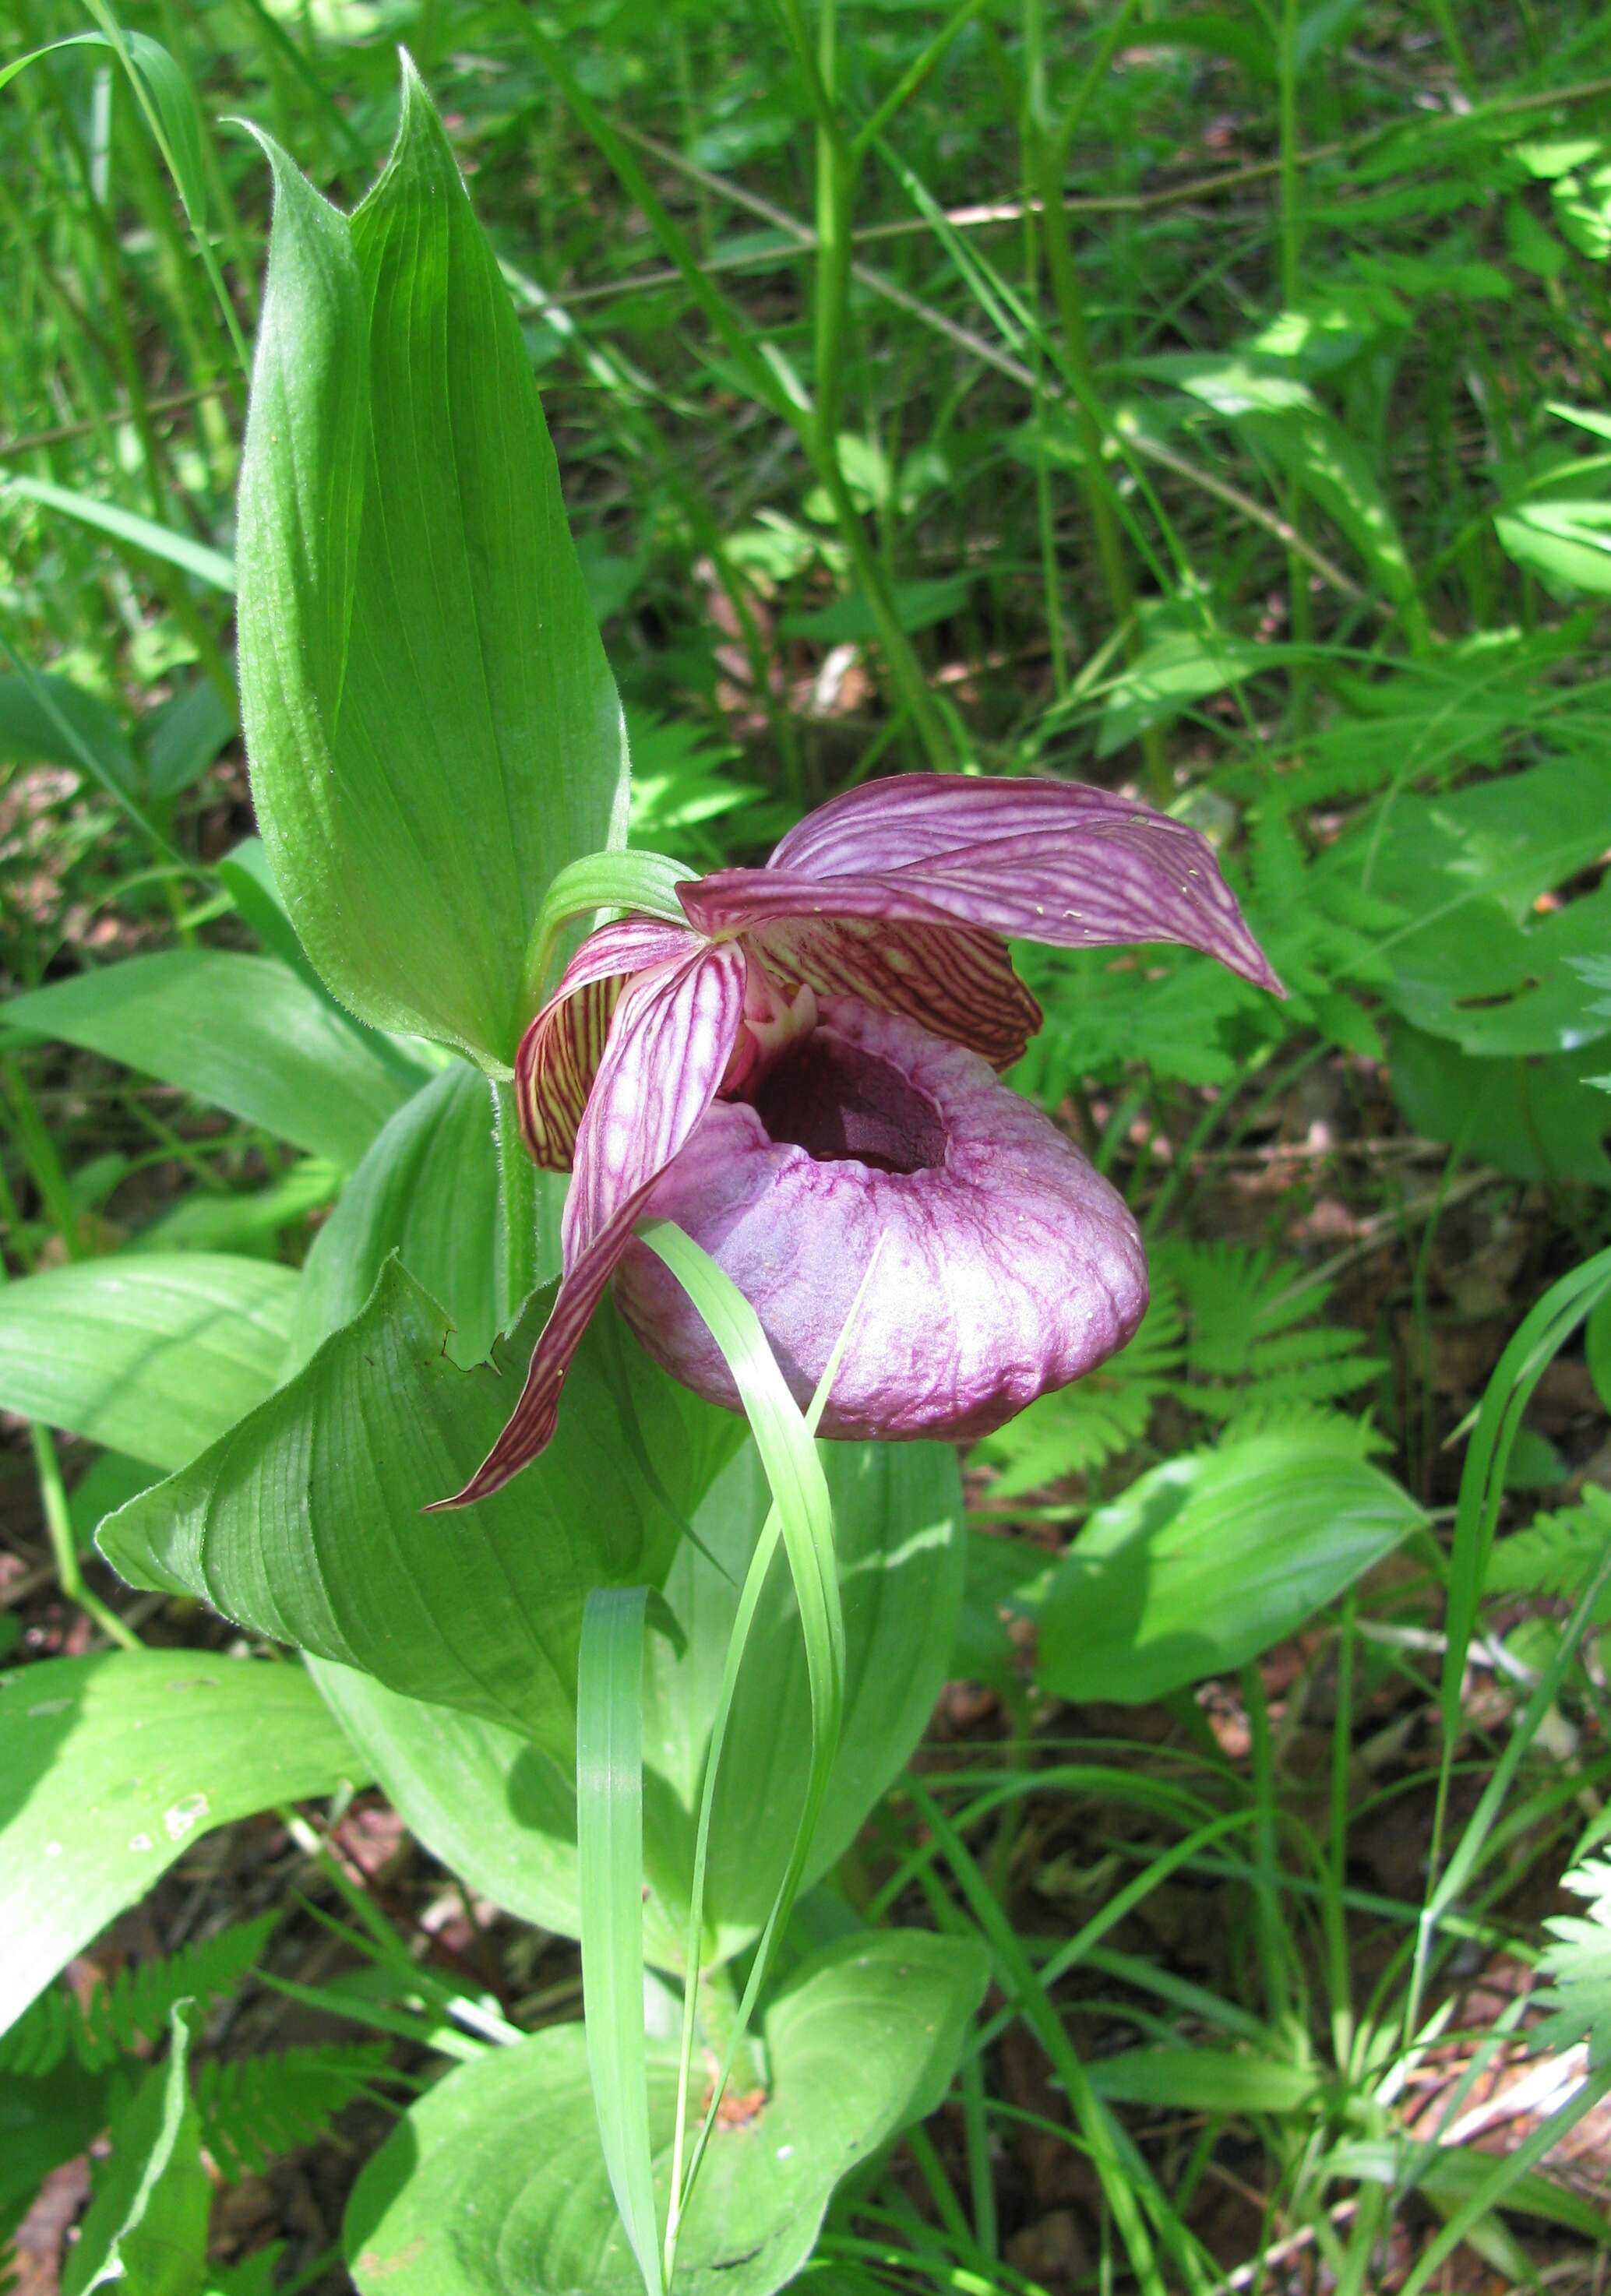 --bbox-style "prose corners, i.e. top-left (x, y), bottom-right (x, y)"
top-left (1331, 753), bottom-right (1611, 1058)
top-left (1, 1652), bottom-right (361, 2034)
top-left (0, 1255), bottom-right (297, 1473)
top-left (344, 1932), bottom-right (987, 2296)
top-left (1388, 1021), bottom-right (1611, 1188)
top-left (1038, 1426), bottom-right (1423, 1704)
top-left (7, 950), bottom-right (425, 1171)
top-left (310, 1436), bottom-right (961, 1967)
top-left (100, 1266), bottom-right (723, 1755)
top-left (237, 68), bottom-right (629, 1067)
top-left (685, 773), bottom-right (1280, 991)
